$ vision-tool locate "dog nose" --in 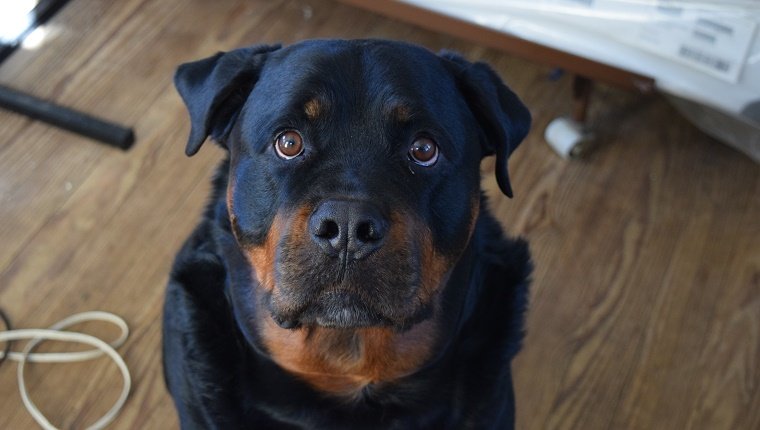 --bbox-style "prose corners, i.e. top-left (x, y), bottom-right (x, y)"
top-left (308, 199), bottom-right (387, 259)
